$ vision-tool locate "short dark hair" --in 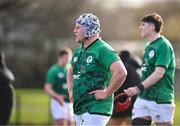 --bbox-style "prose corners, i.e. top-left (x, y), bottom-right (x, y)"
top-left (58, 50), bottom-right (68, 57)
top-left (57, 47), bottom-right (72, 57)
top-left (141, 13), bottom-right (164, 33)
